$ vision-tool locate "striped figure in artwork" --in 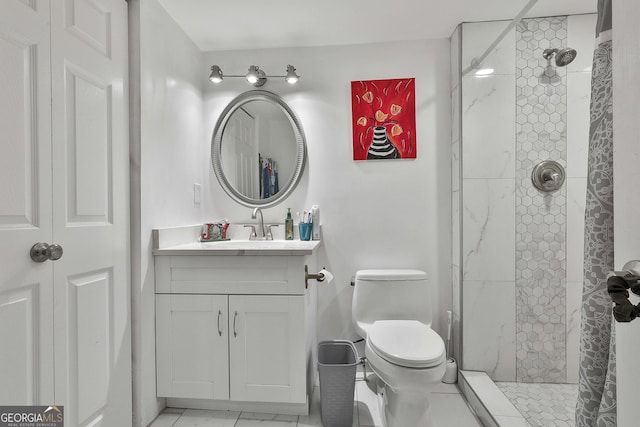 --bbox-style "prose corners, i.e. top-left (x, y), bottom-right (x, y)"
top-left (367, 126), bottom-right (400, 159)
